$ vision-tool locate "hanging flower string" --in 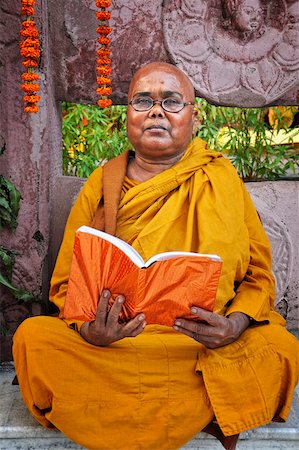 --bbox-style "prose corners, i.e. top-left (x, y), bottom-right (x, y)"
top-left (95, 0), bottom-right (113, 108)
top-left (20, 0), bottom-right (40, 113)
